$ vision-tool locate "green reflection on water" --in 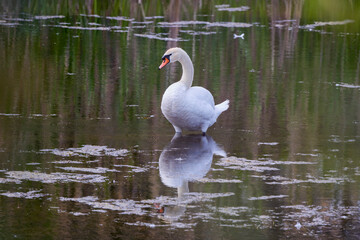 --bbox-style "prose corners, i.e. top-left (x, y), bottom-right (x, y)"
top-left (0, 0), bottom-right (360, 239)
